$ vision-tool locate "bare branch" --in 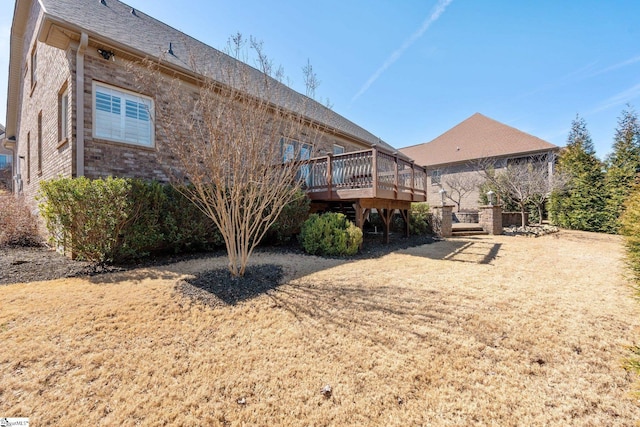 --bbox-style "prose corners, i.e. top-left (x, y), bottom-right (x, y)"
top-left (132, 36), bottom-right (325, 276)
